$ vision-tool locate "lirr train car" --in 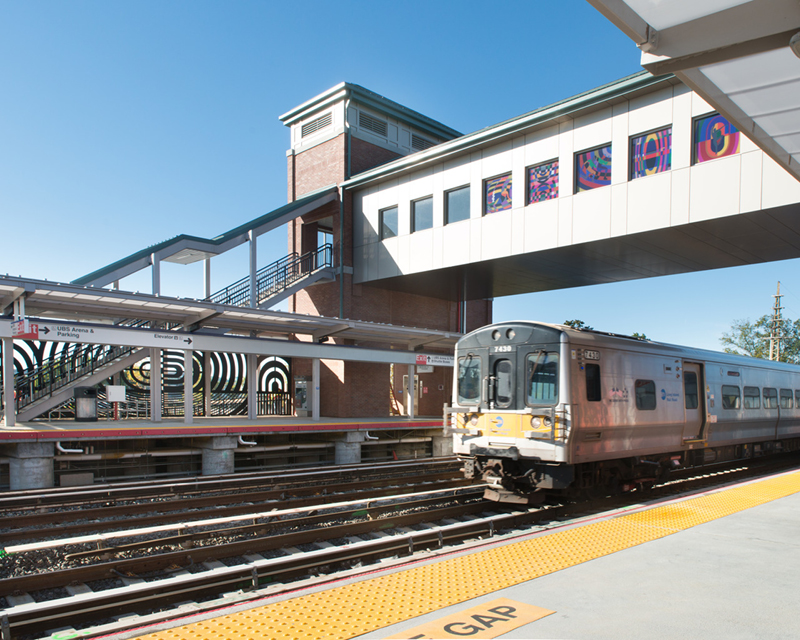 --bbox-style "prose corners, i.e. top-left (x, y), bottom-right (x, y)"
top-left (450, 321), bottom-right (800, 503)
